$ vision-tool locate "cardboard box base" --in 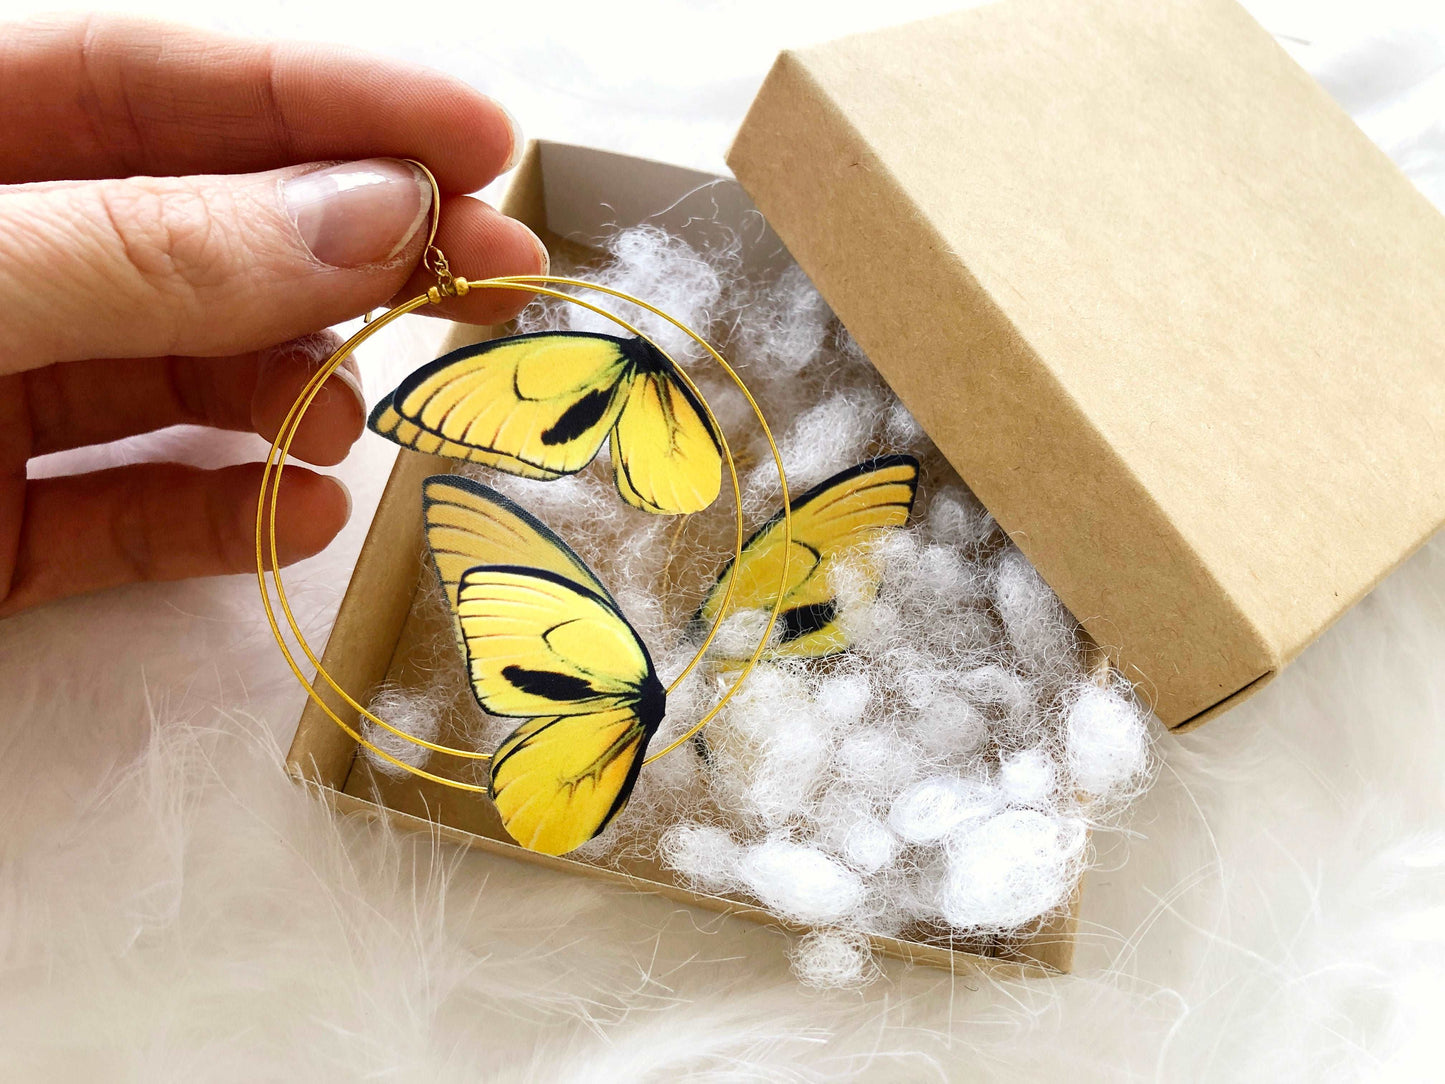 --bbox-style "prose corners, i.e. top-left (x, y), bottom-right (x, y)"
top-left (286, 141), bottom-right (1081, 977)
